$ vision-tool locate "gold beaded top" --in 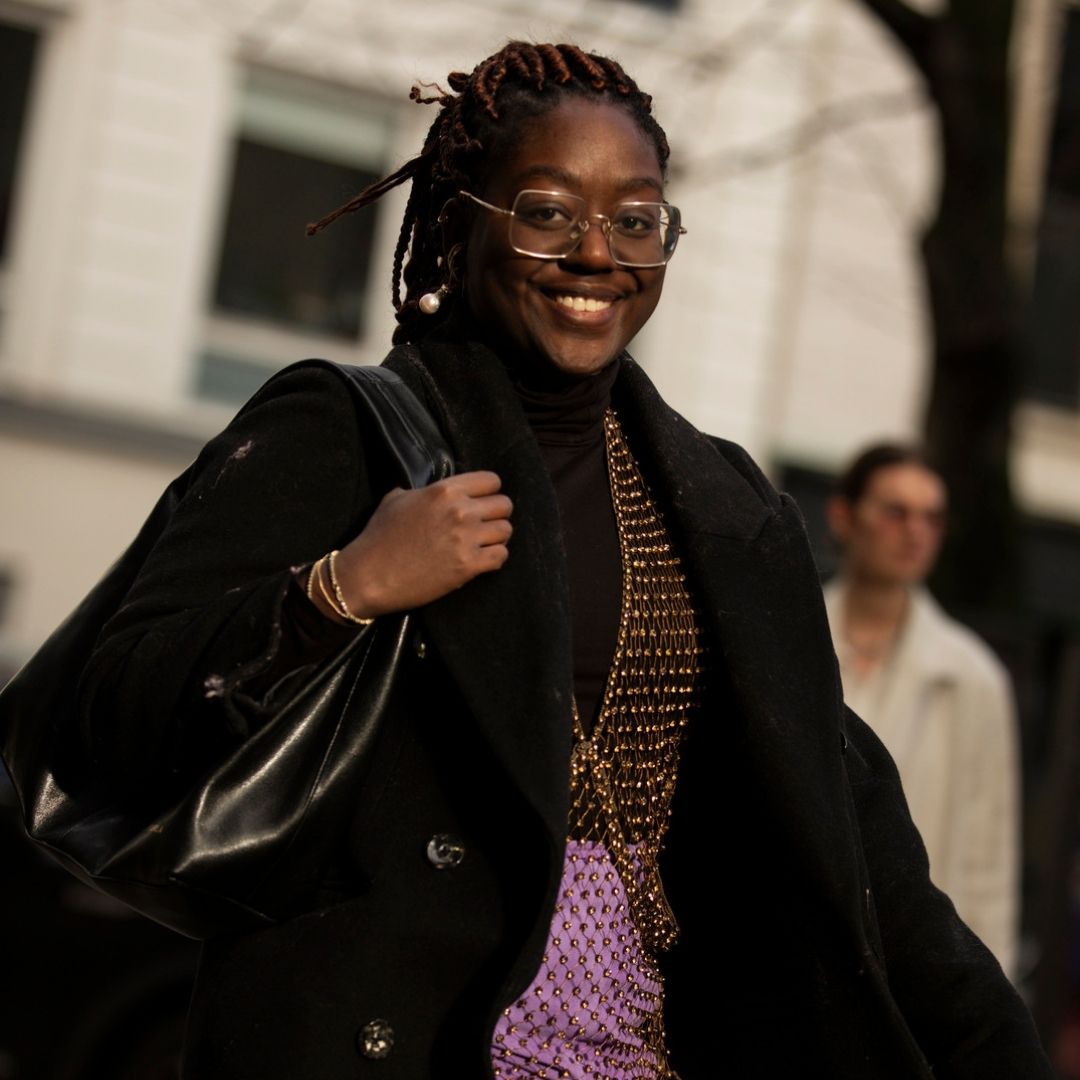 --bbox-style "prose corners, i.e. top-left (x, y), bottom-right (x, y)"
top-left (493, 407), bottom-right (704, 1080)
top-left (569, 408), bottom-right (705, 953)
